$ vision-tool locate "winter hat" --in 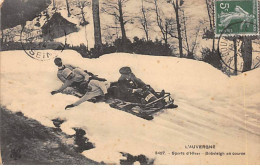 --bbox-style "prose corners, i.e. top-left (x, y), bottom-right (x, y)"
top-left (54, 57), bottom-right (62, 64)
top-left (119, 66), bottom-right (132, 74)
top-left (62, 68), bottom-right (73, 79)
